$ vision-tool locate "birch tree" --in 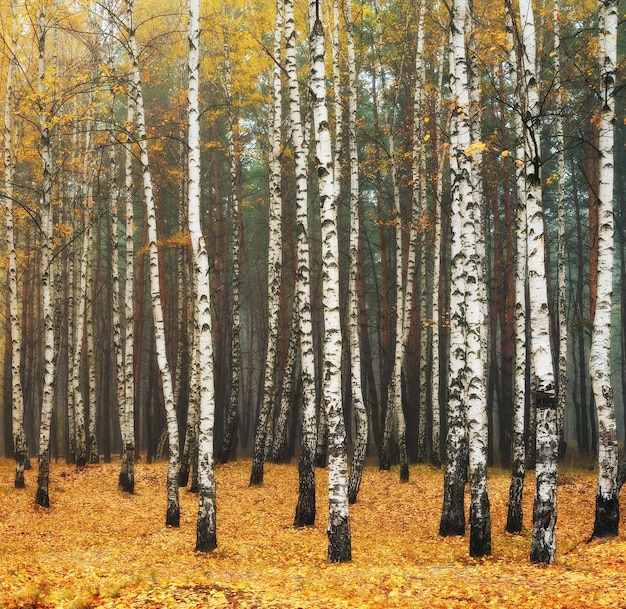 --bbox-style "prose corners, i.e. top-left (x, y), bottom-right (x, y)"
top-left (504, 0), bottom-right (527, 534)
top-left (187, 0), bottom-right (217, 551)
top-left (554, 0), bottom-right (567, 457)
top-left (219, 10), bottom-right (242, 465)
top-left (35, 0), bottom-right (56, 508)
top-left (517, 0), bottom-right (558, 564)
top-left (125, 0), bottom-right (180, 526)
top-left (283, 0), bottom-right (318, 526)
top-left (345, 0), bottom-right (368, 504)
top-left (250, 0), bottom-right (283, 486)
top-left (3, 0), bottom-right (28, 489)
top-left (309, 0), bottom-right (351, 562)
top-left (589, 0), bottom-right (619, 539)
top-left (448, 0), bottom-right (490, 557)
